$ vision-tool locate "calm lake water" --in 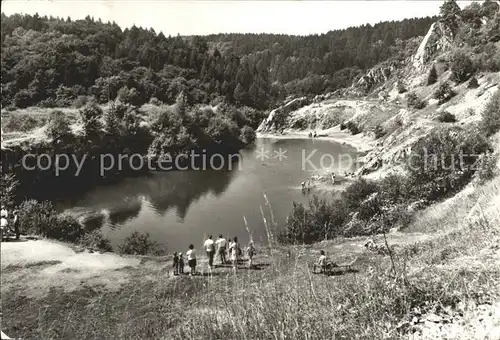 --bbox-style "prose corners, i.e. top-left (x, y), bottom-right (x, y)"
top-left (59, 138), bottom-right (360, 252)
